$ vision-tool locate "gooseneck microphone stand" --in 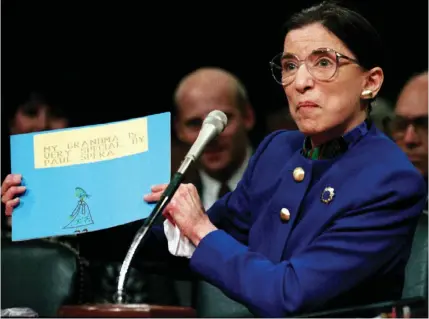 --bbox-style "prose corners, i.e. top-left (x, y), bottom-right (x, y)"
top-left (114, 110), bottom-right (227, 304)
top-left (114, 158), bottom-right (191, 303)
